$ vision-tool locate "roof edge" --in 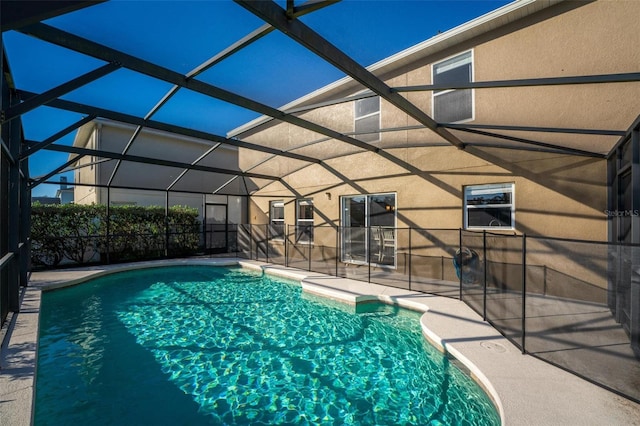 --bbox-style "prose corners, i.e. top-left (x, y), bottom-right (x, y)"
top-left (73, 118), bottom-right (238, 151)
